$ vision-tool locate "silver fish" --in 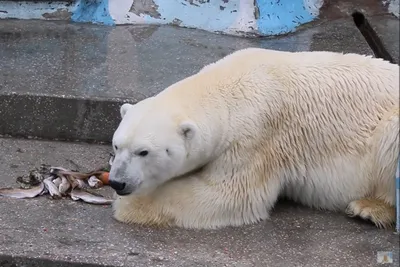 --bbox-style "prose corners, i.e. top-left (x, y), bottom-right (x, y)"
top-left (43, 177), bottom-right (62, 199)
top-left (0, 182), bottom-right (45, 199)
top-left (50, 167), bottom-right (104, 180)
top-left (75, 179), bottom-right (88, 189)
top-left (52, 177), bottom-right (62, 188)
top-left (88, 176), bottom-right (103, 188)
top-left (49, 166), bottom-right (70, 173)
top-left (39, 186), bottom-right (49, 196)
top-left (70, 189), bottom-right (113, 205)
top-left (58, 176), bottom-right (70, 194)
